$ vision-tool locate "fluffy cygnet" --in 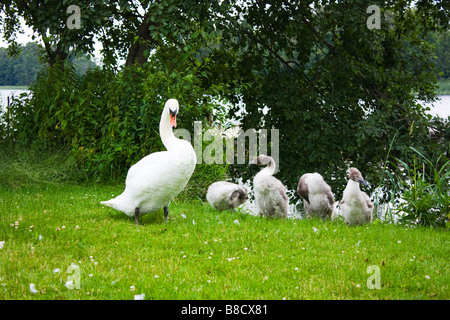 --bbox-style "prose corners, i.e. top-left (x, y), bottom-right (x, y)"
top-left (250, 154), bottom-right (288, 218)
top-left (340, 167), bottom-right (374, 226)
top-left (297, 172), bottom-right (334, 220)
top-left (207, 181), bottom-right (248, 212)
